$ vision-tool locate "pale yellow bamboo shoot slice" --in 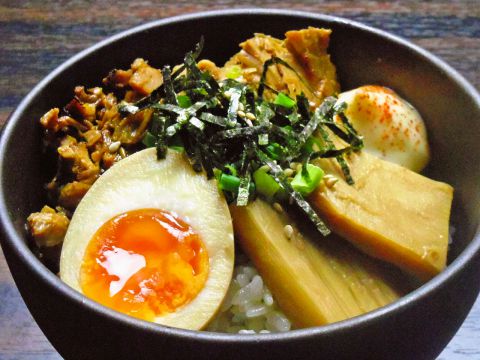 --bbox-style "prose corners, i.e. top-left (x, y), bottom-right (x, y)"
top-left (310, 151), bottom-right (453, 280)
top-left (230, 200), bottom-right (407, 328)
